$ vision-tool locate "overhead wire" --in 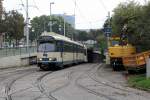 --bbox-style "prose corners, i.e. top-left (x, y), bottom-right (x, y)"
top-left (76, 18), bottom-right (107, 25)
top-left (32, 0), bottom-right (39, 10)
top-left (19, 0), bottom-right (26, 11)
top-left (32, 0), bottom-right (44, 14)
top-left (97, 0), bottom-right (108, 12)
top-left (71, 0), bottom-right (93, 28)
